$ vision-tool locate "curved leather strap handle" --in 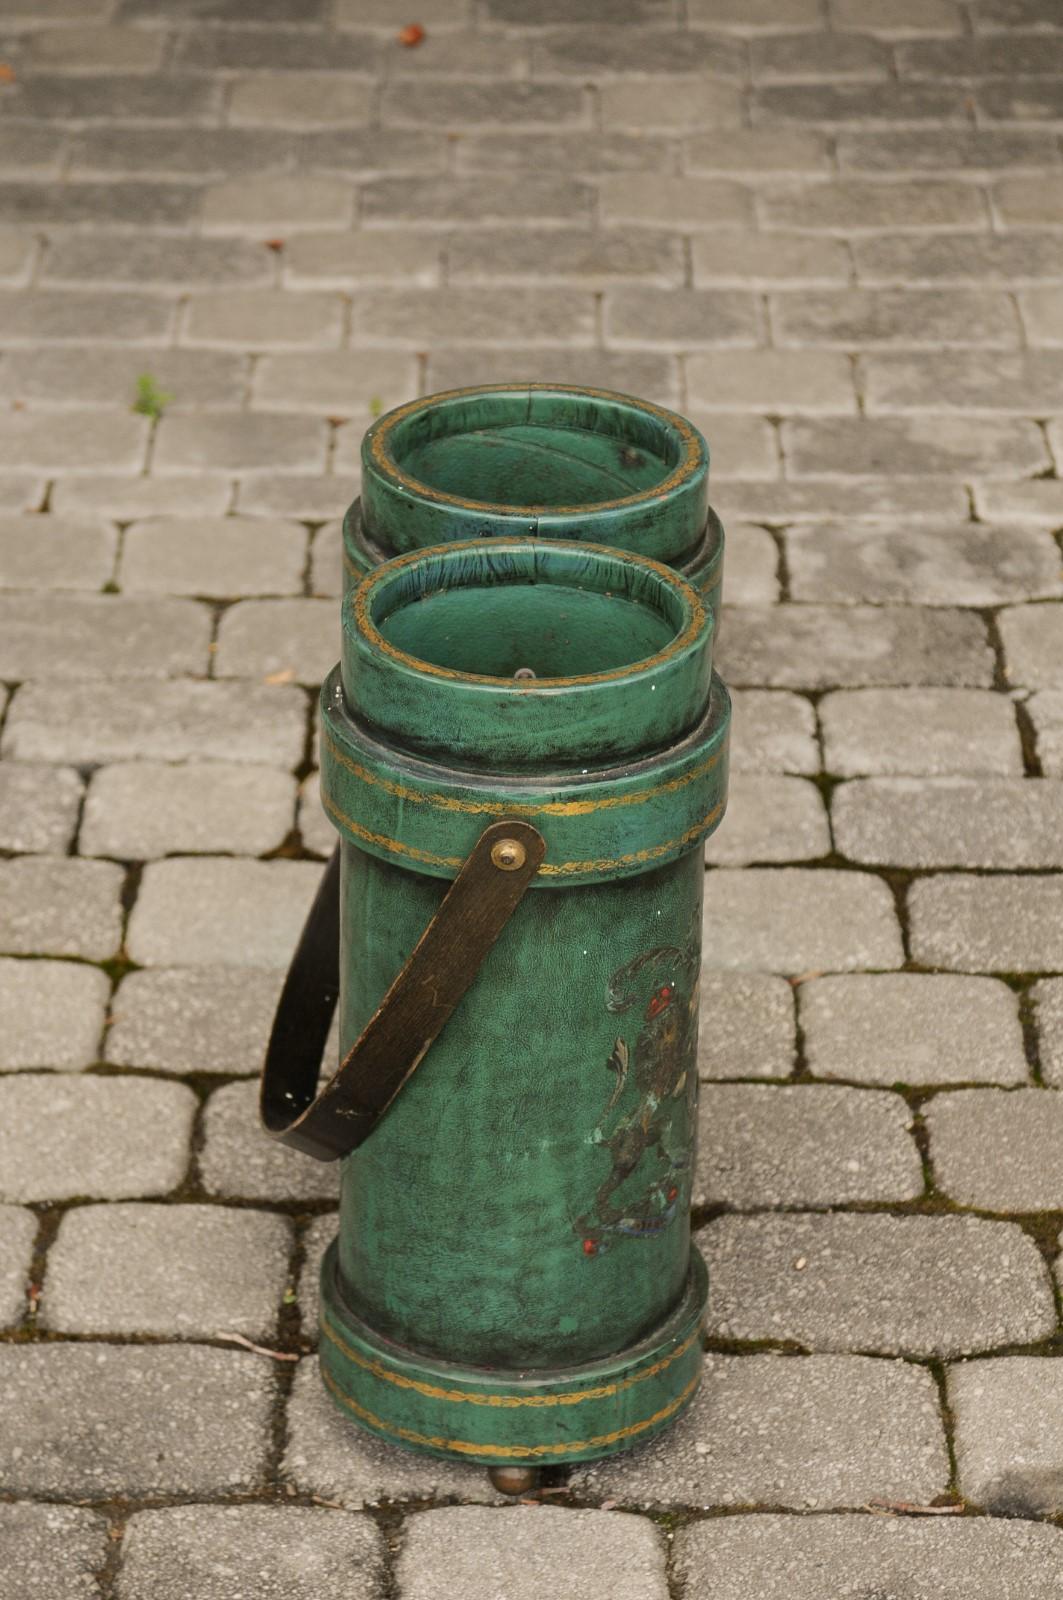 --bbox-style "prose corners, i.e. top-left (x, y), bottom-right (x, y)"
top-left (261, 820), bottom-right (546, 1162)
